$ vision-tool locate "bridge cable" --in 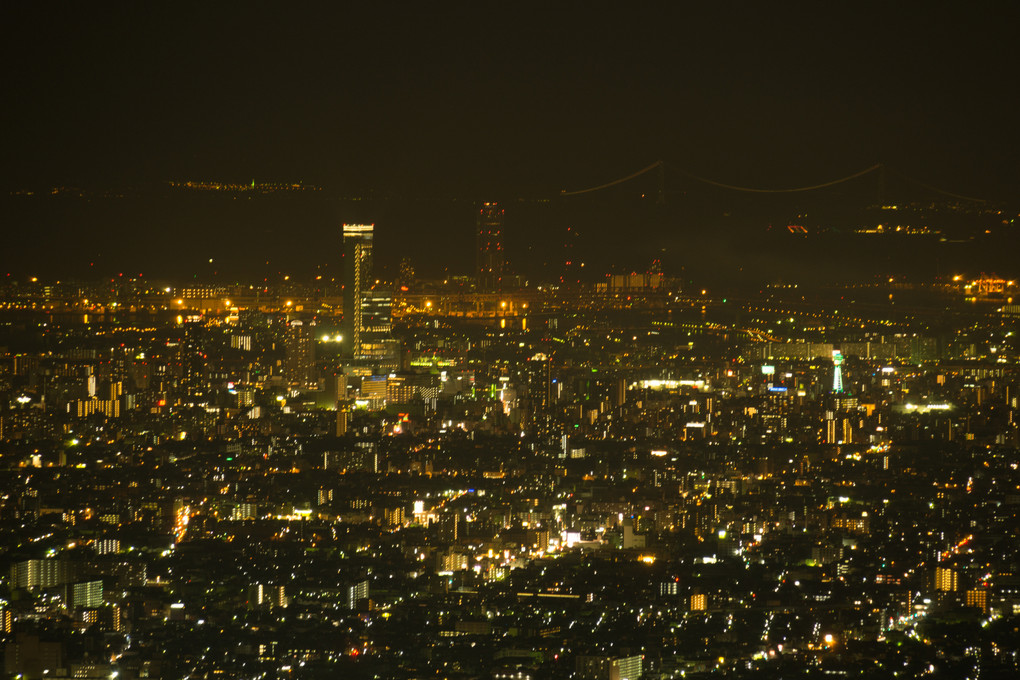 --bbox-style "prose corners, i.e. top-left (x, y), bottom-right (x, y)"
top-left (559, 161), bottom-right (664, 196)
top-left (676, 164), bottom-right (883, 193)
top-left (559, 161), bottom-right (989, 202)
top-left (888, 169), bottom-right (989, 204)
